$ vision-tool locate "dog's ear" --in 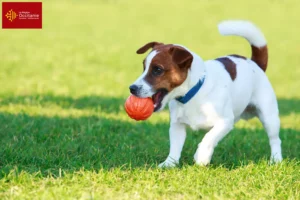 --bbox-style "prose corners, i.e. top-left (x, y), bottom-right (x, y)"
top-left (169, 46), bottom-right (193, 68)
top-left (136, 42), bottom-right (163, 54)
